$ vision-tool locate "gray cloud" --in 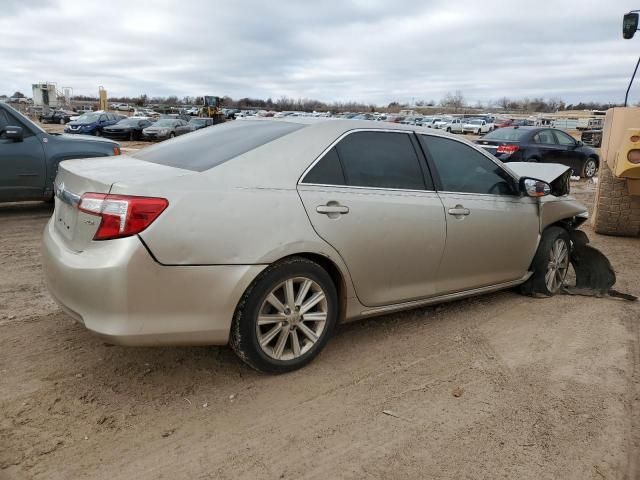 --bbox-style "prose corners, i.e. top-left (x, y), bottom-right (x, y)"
top-left (1, 0), bottom-right (639, 104)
